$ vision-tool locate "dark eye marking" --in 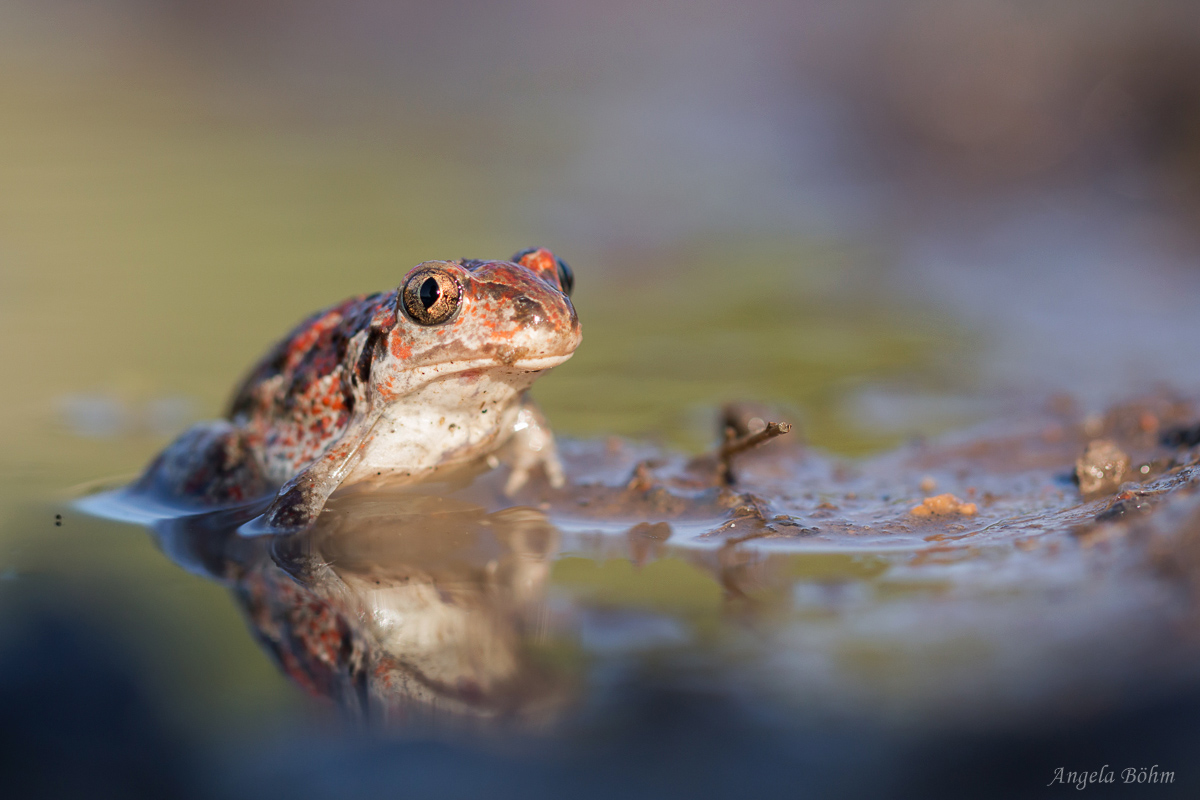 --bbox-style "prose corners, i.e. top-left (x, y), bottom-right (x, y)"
top-left (355, 326), bottom-right (383, 384)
